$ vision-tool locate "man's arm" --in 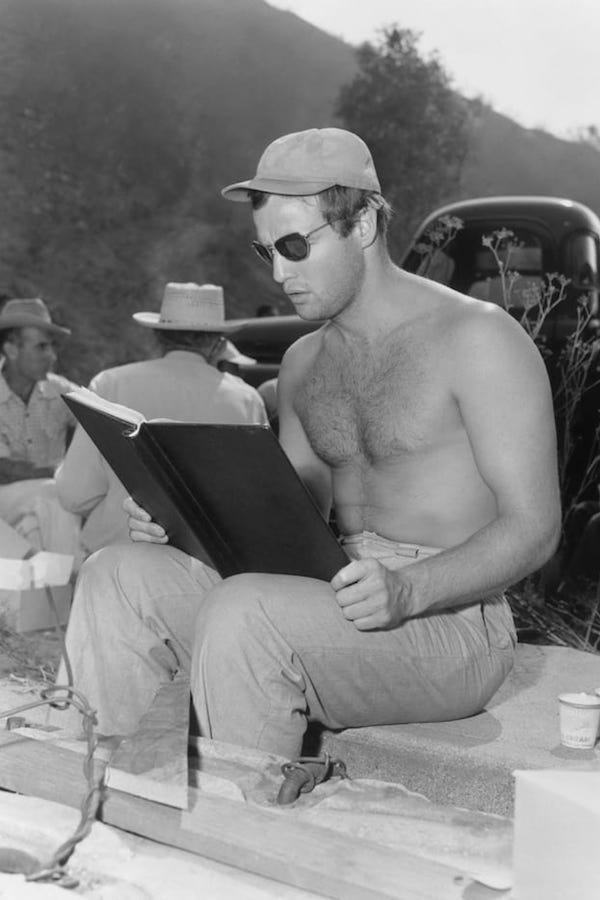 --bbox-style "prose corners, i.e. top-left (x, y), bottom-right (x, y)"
top-left (54, 372), bottom-right (113, 514)
top-left (333, 305), bottom-right (561, 630)
top-left (277, 338), bottom-right (333, 519)
top-left (0, 458), bottom-right (54, 484)
top-left (414, 306), bottom-right (561, 601)
top-left (55, 425), bottom-right (109, 514)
